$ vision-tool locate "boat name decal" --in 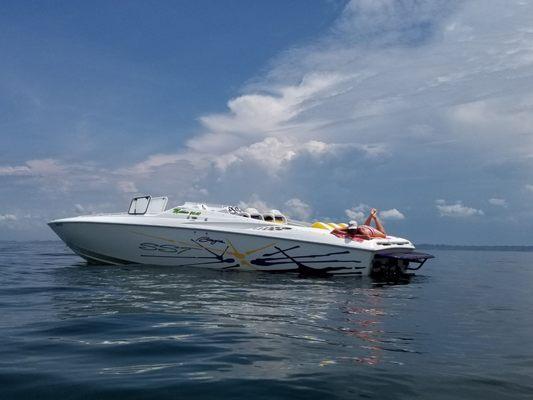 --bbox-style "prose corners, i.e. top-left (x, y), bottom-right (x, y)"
top-left (172, 207), bottom-right (201, 216)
